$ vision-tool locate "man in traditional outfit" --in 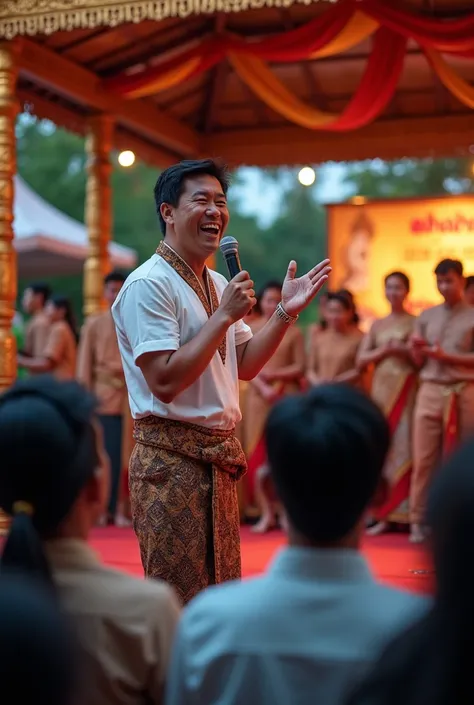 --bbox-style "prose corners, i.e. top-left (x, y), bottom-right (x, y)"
top-left (410, 258), bottom-right (474, 543)
top-left (21, 282), bottom-right (51, 365)
top-left (112, 159), bottom-right (330, 604)
top-left (77, 270), bottom-right (128, 525)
